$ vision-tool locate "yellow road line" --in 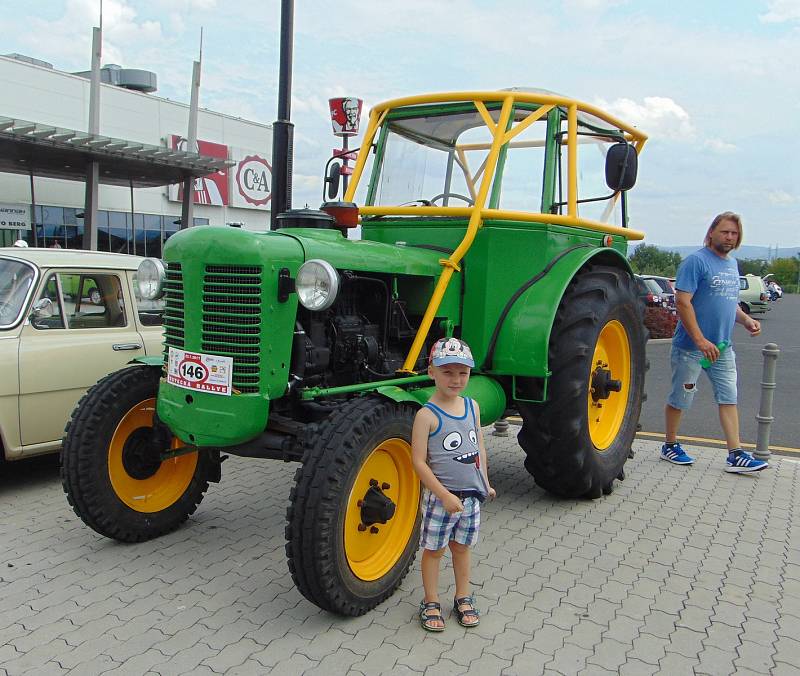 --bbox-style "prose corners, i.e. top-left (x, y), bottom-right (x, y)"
top-left (636, 431), bottom-right (800, 455)
top-left (504, 418), bottom-right (800, 455)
